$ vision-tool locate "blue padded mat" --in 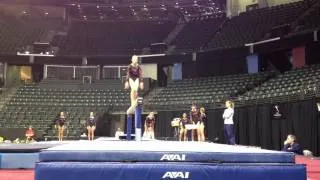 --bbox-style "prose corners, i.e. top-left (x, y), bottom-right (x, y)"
top-left (39, 150), bottom-right (294, 163)
top-left (35, 162), bottom-right (306, 180)
top-left (0, 153), bottom-right (39, 169)
top-left (39, 141), bottom-right (294, 163)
